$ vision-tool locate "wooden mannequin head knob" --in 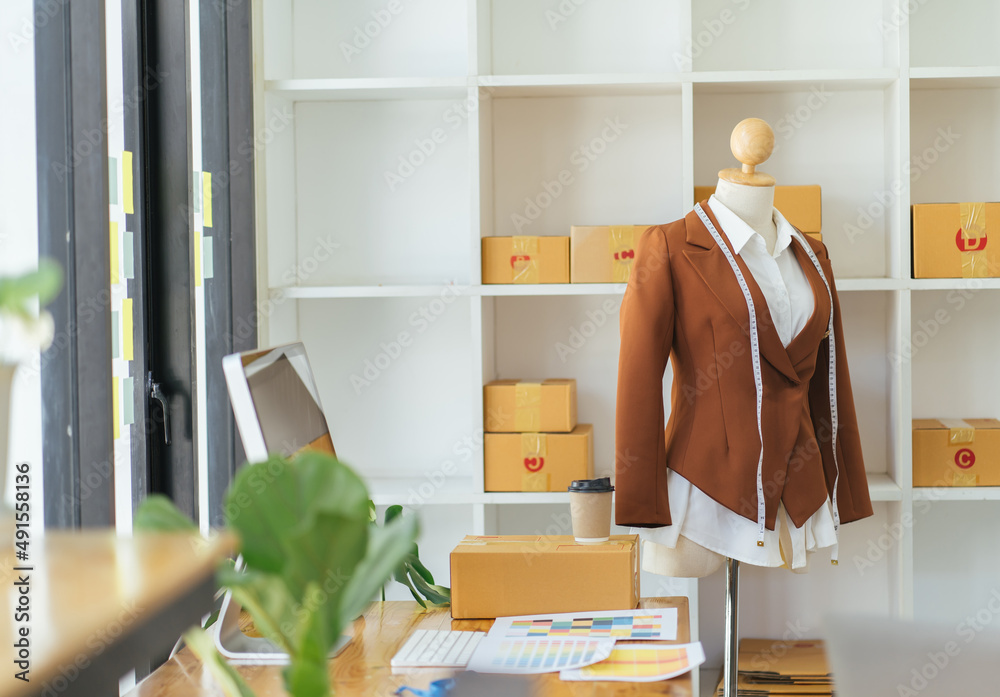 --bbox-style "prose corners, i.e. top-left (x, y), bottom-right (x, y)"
top-left (718, 117), bottom-right (776, 187)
